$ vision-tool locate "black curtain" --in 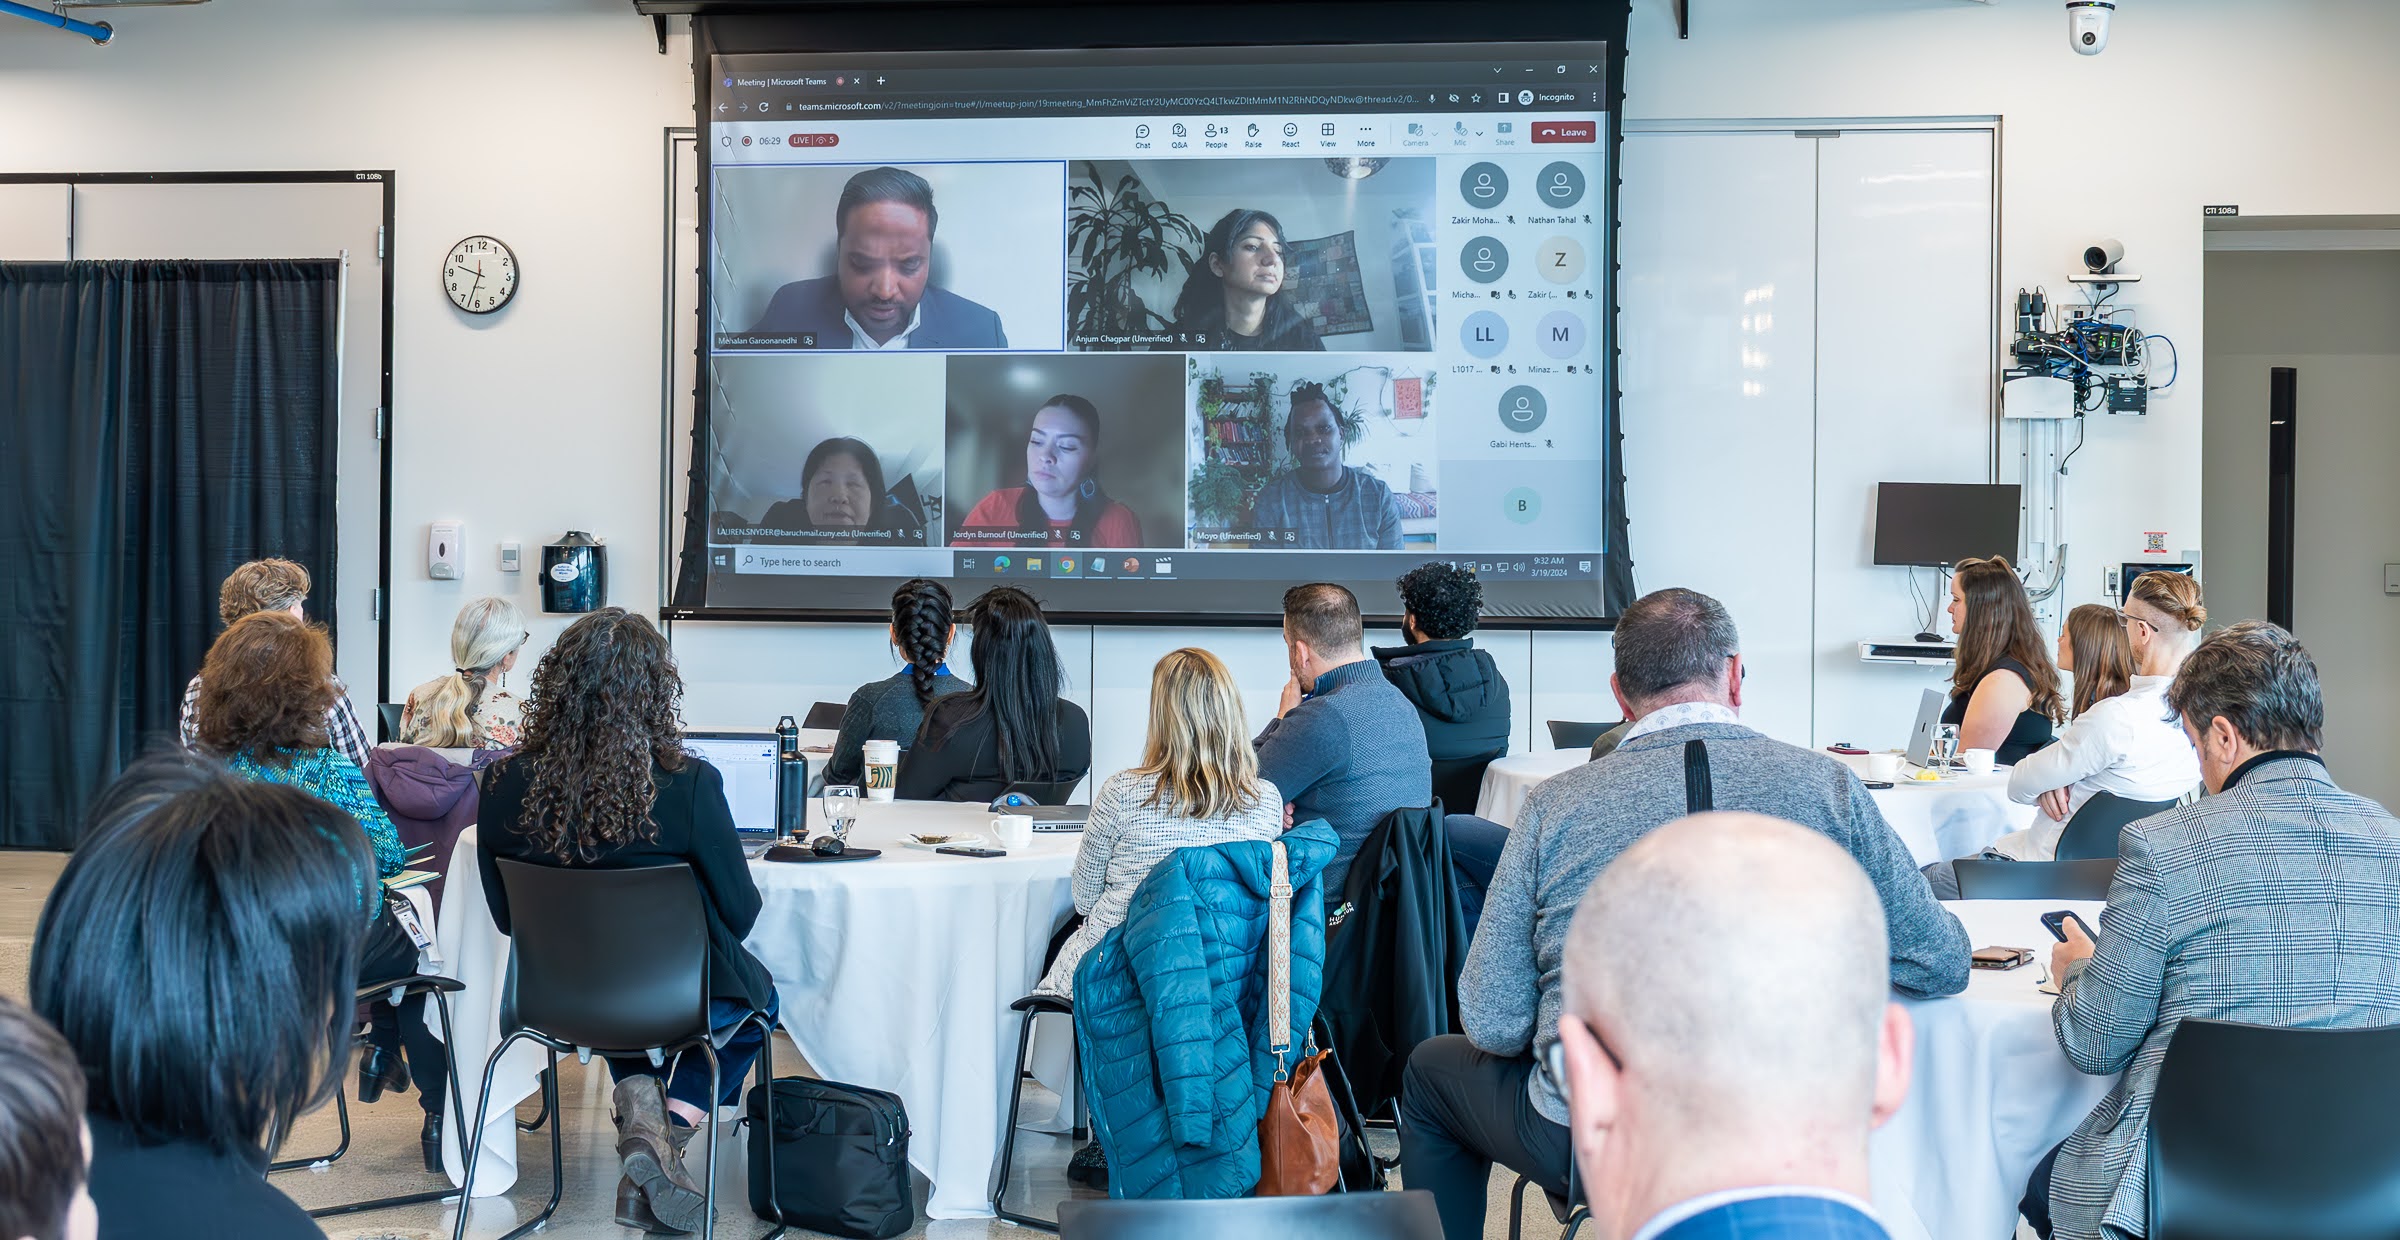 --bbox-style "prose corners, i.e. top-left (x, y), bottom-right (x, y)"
top-left (0, 259), bottom-right (340, 848)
